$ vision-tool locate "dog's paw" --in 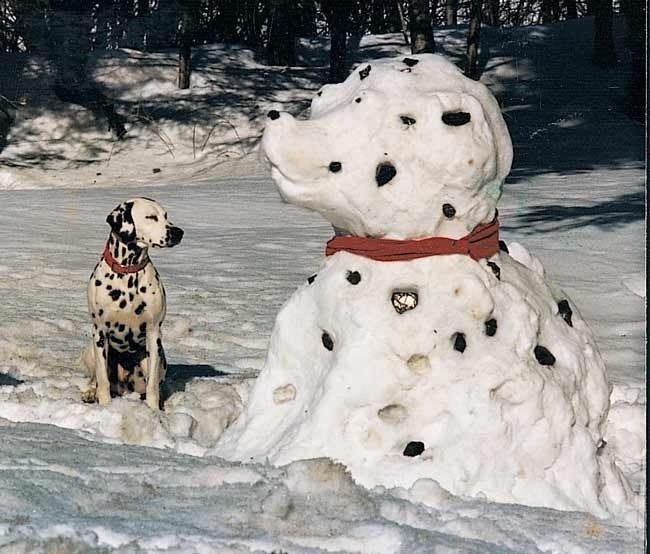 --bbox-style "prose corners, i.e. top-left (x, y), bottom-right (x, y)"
top-left (80, 387), bottom-right (97, 404)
